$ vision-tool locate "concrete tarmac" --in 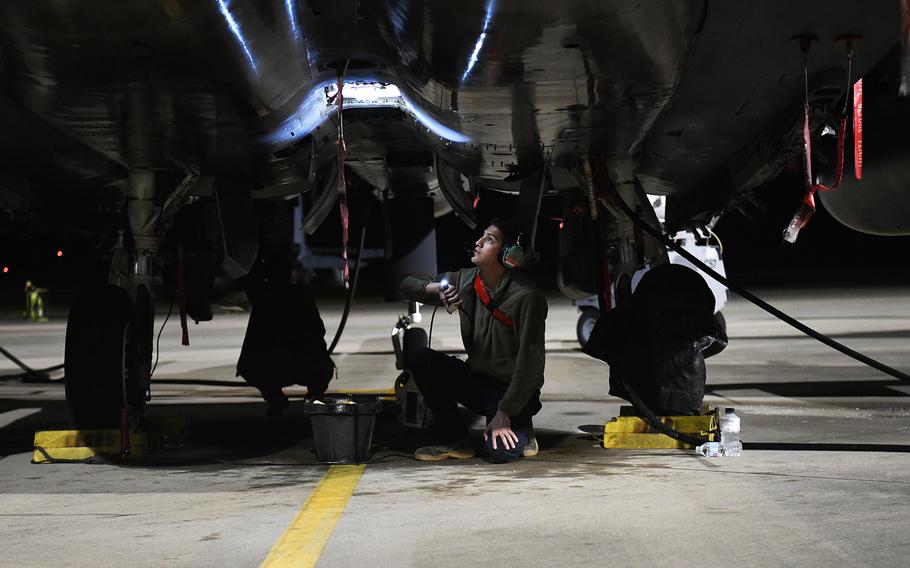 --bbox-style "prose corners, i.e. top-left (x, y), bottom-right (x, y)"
top-left (1, 284), bottom-right (909, 567)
